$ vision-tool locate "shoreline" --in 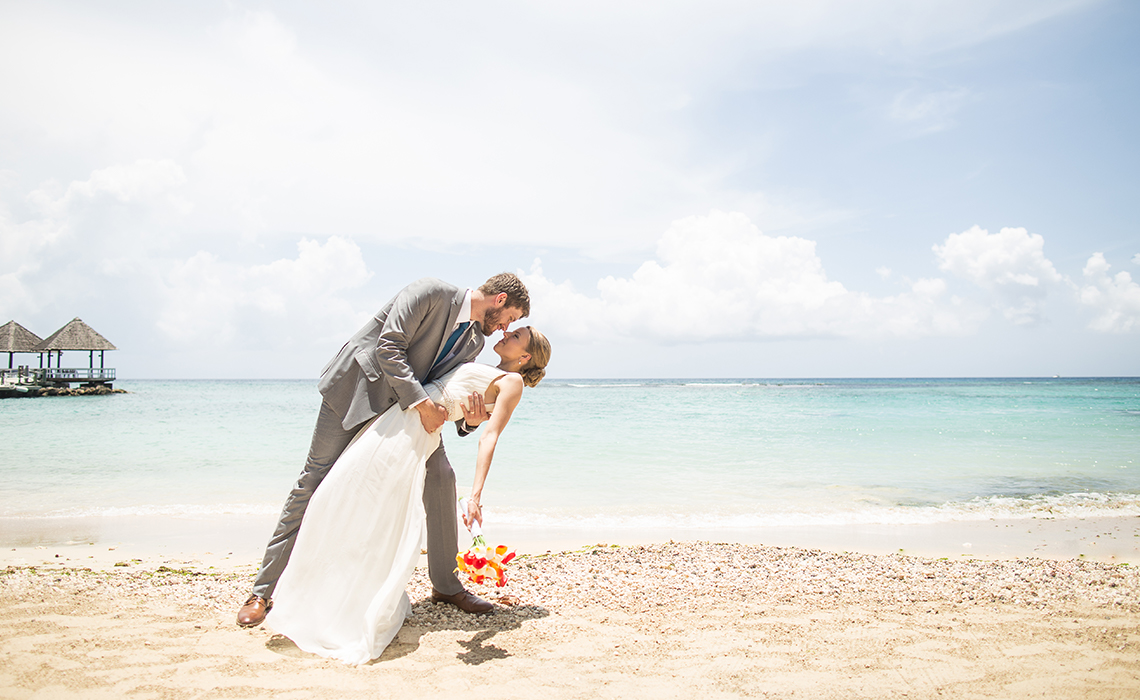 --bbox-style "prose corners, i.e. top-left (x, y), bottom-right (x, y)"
top-left (2, 539), bottom-right (1138, 698)
top-left (3, 512), bottom-right (1139, 572)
